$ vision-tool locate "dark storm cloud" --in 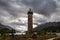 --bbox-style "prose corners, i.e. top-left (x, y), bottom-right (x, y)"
top-left (0, 0), bottom-right (14, 17)
top-left (0, 0), bottom-right (9, 7)
top-left (21, 0), bottom-right (57, 16)
top-left (0, 0), bottom-right (28, 24)
top-left (0, 0), bottom-right (60, 32)
top-left (0, 0), bottom-right (19, 24)
top-left (0, 0), bottom-right (26, 18)
top-left (0, 0), bottom-right (28, 31)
